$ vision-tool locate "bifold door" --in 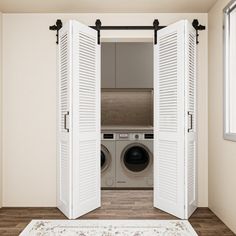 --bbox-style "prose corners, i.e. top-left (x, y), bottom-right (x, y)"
top-left (154, 20), bottom-right (197, 219)
top-left (185, 22), bottom-right (197, 218)
top-left (57, 18), bottom-right (197, 220)
top-left (57, 20), bottom-right (101, 219)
